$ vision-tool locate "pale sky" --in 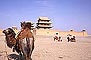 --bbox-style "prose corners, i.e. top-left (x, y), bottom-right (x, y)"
top-left (0, 0), bottom-right (91, 34)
